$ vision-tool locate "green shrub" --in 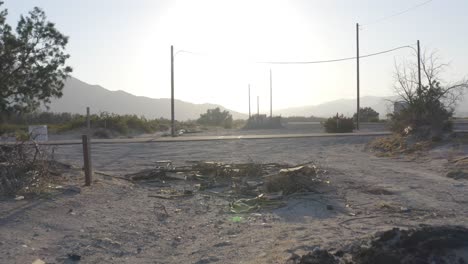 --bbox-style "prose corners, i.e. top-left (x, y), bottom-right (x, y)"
top-left (15, 131), bottom-right (30, 141)
top-left (353, 107), bottom-right (379, 122)
top-left (388, 96), bottom-right (453, 139)
top-left (0, 124), bottom-right (27, 135)
top-left (322, 114), bottom-right (355, 133)
top-left (197, 107), bottom-right (233, 128)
